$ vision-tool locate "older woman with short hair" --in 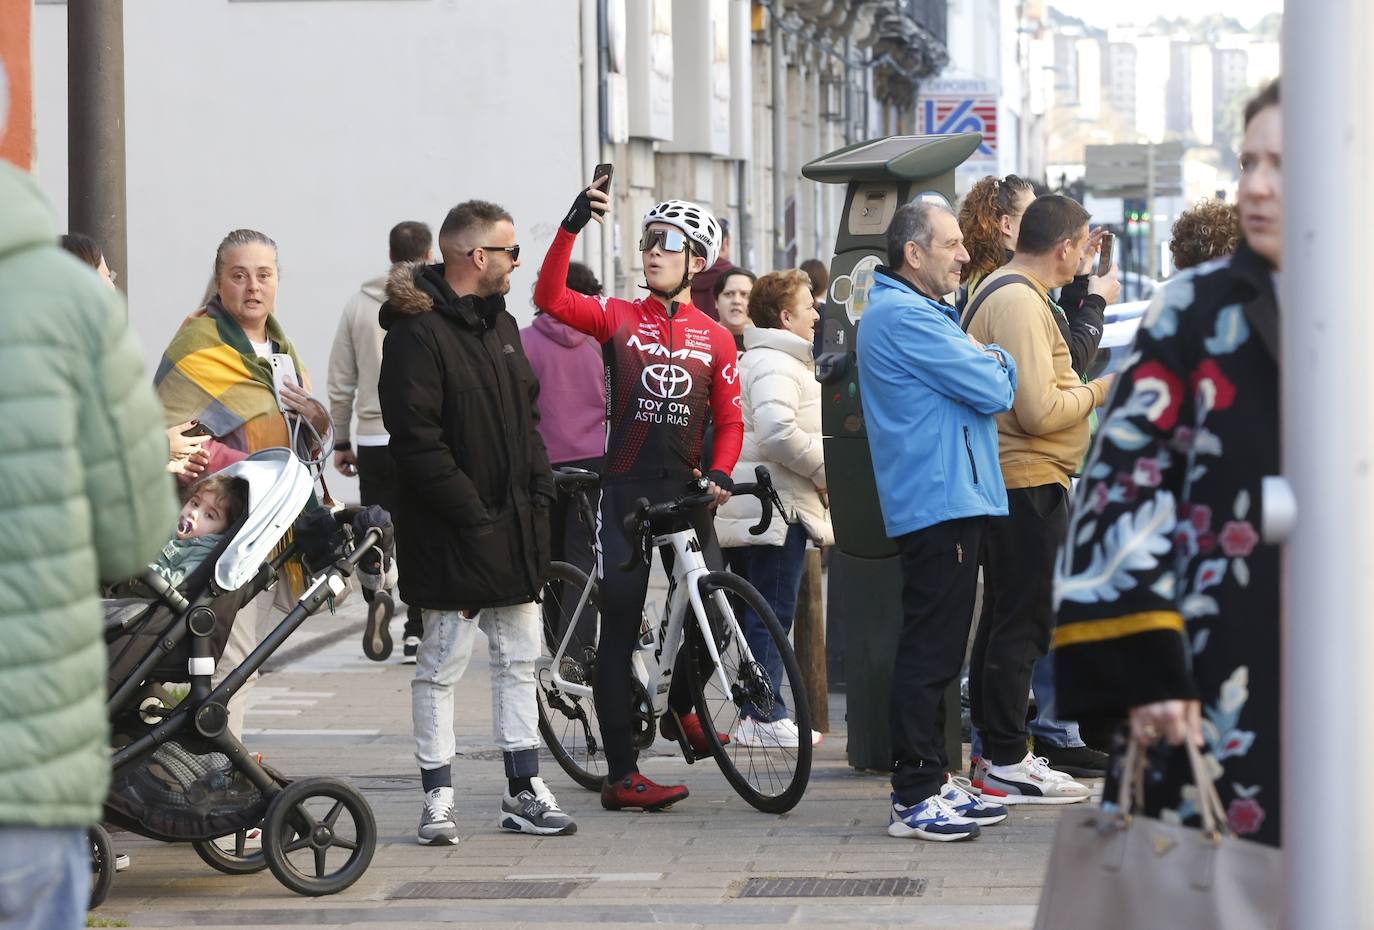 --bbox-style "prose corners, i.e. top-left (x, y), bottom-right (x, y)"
top-left (715, 269), bottom-right (832, 748)
top-left (155, 228), bottom-right (332, 740)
